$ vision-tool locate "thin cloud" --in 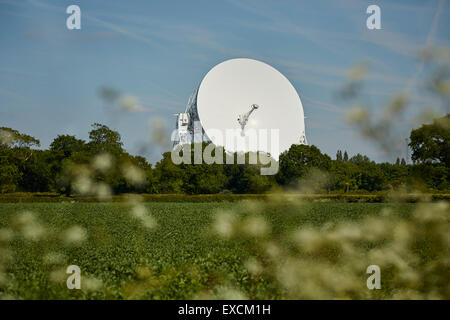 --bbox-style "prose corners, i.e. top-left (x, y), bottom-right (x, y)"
top-left (63, 31), bottom-right (119, 41)
top-left (229, 0), bottom-right (445, 63)
top-left (302, 95), bottom-right (344, 114)
top-left (86, 15), bottom-right (164, 50)
top-left (405, 0), bottom-right (445, 92)
top-left (25, 0), bottom-right (164, 49)
top-left (281, 59), bottom-right (409, 85)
